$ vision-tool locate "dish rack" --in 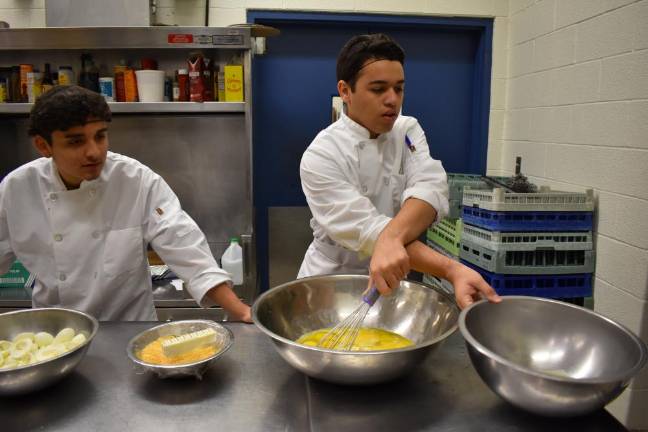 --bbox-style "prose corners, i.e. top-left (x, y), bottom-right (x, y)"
top-left (462, 261), bottom-right (593, 298)
top-left (461, 207), bottom-right (593, 232)
top-left (462, 187), bottom-right (594, 212)
top-left (460, 225), bottom-right (595, 275)
top-left (458, 182), bottom-right (594, 299)
top-left (422, 242), bottom-right (456, 294)
top-left (0, 261), bottom-right (30, 288)
top-left (426, 218), bottom-right (463, 257)
top-left (446, 174), bottom-right (511, 218)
